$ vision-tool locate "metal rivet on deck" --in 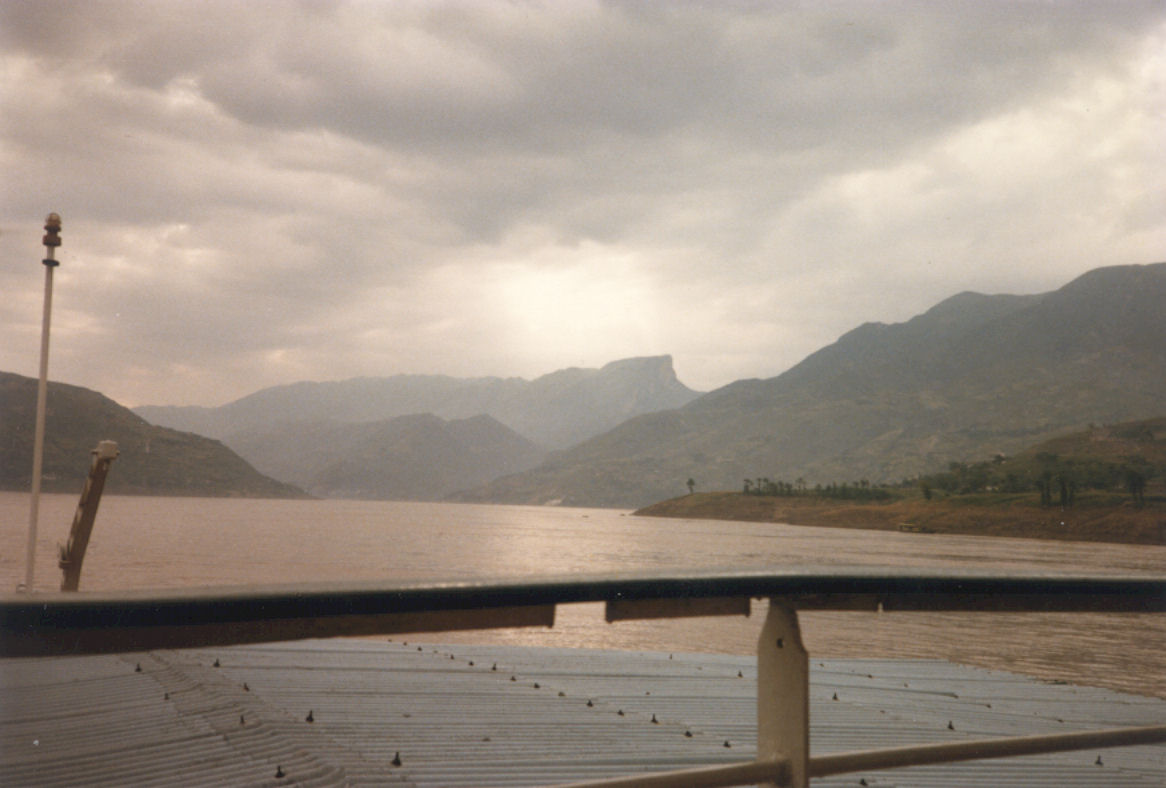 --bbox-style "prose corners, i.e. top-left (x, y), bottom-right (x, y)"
top-left (392, 752), bottom-right (402, 767)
